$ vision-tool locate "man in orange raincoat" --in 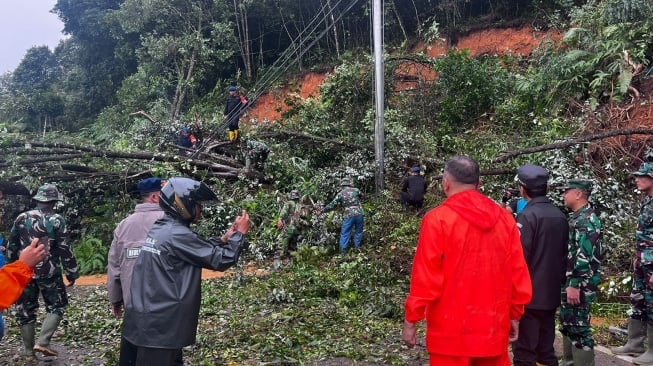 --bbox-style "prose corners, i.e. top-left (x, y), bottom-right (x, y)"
top-left (402, 156), bottom-right (532, 366)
